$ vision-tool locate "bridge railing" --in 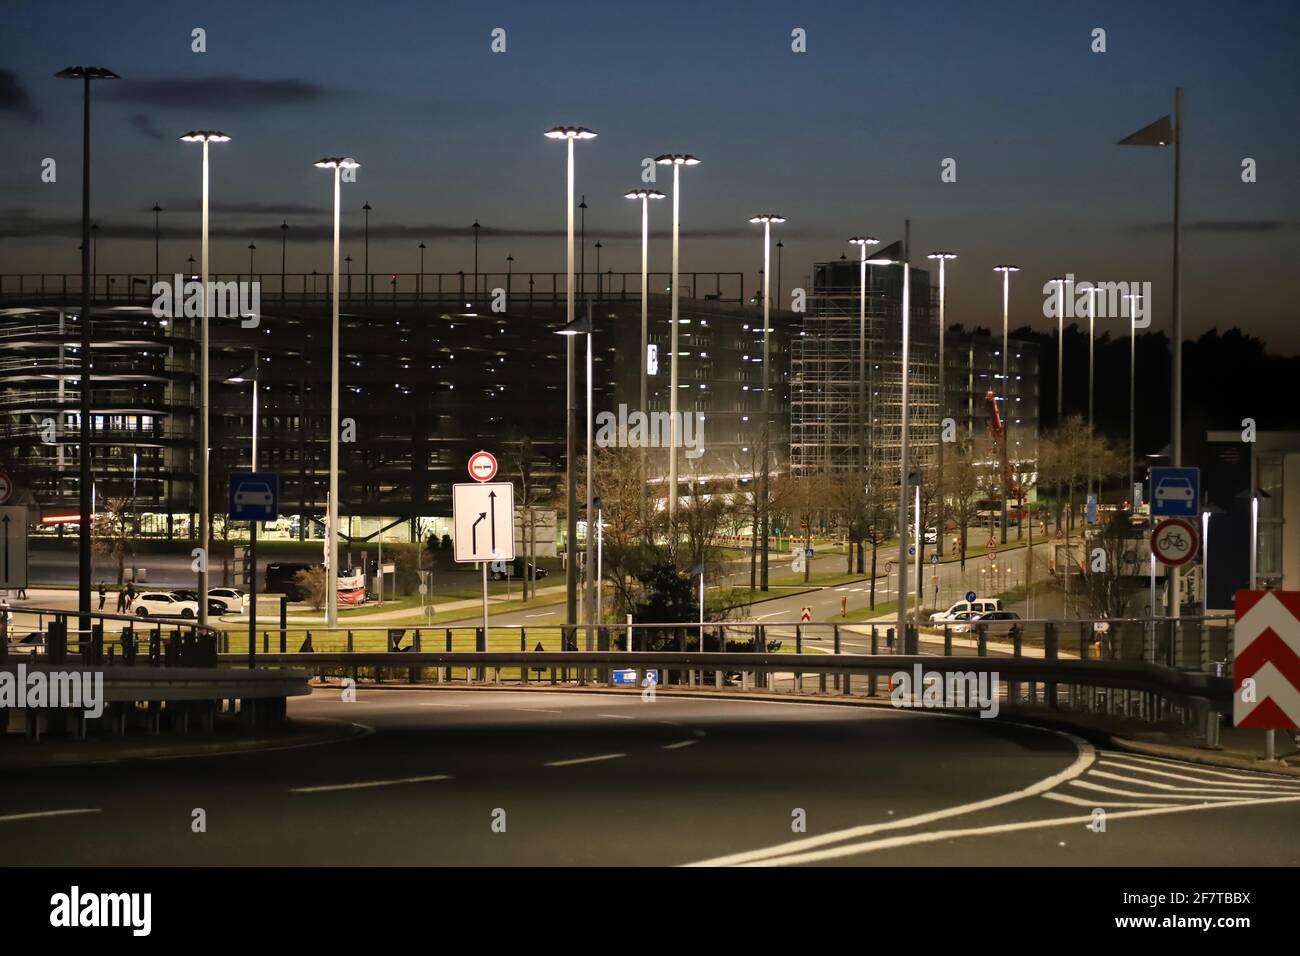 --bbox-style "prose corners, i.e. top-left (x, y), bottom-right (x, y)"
top-left (2, 606), bottom-right (221, 668)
